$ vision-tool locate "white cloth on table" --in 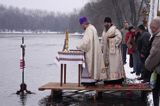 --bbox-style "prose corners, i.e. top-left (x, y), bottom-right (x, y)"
top-left (55, 51), bottom-right (96, 83)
